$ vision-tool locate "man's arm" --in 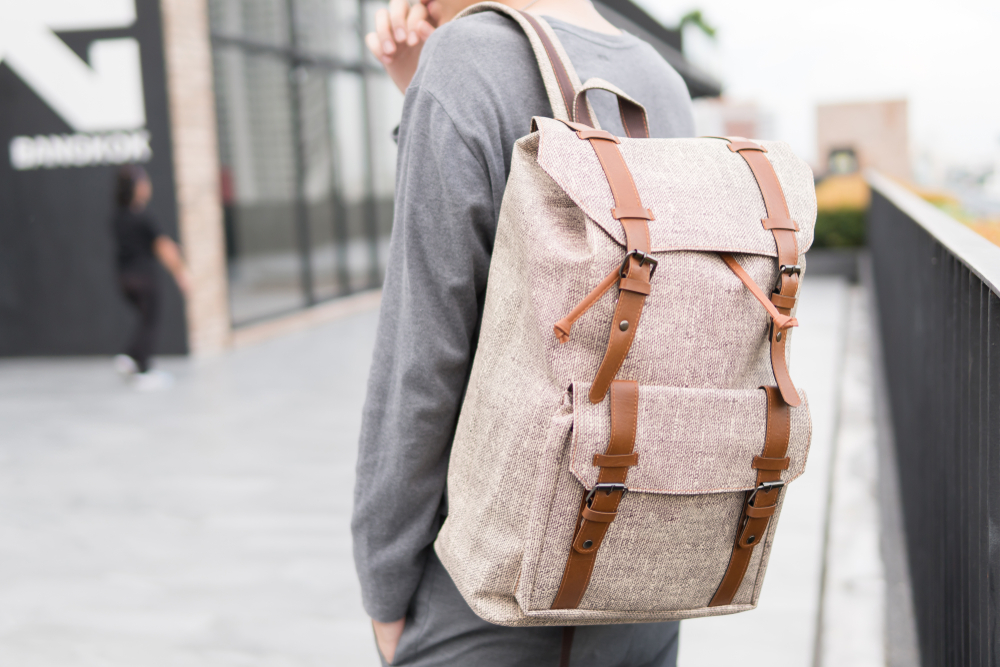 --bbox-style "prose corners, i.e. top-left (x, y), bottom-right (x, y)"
top-left (351, 85), bottom-right (495, 625)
